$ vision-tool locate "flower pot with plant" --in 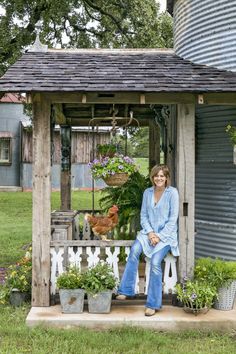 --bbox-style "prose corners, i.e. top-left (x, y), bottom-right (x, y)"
top-left (175, 279), bottom-right (217, 315)
top-left (88, 154), bottom-right (138, 186)
top-left (97, 143), bottom-right (117, 158)
top-left (83, 261), bottom-right (117, 313)
top-left (194, 258), bottom-right (236, 311)
top-left (5, 249), bottom-right (32, 306)
top-left (56, 266), bottom-right (85, 313)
